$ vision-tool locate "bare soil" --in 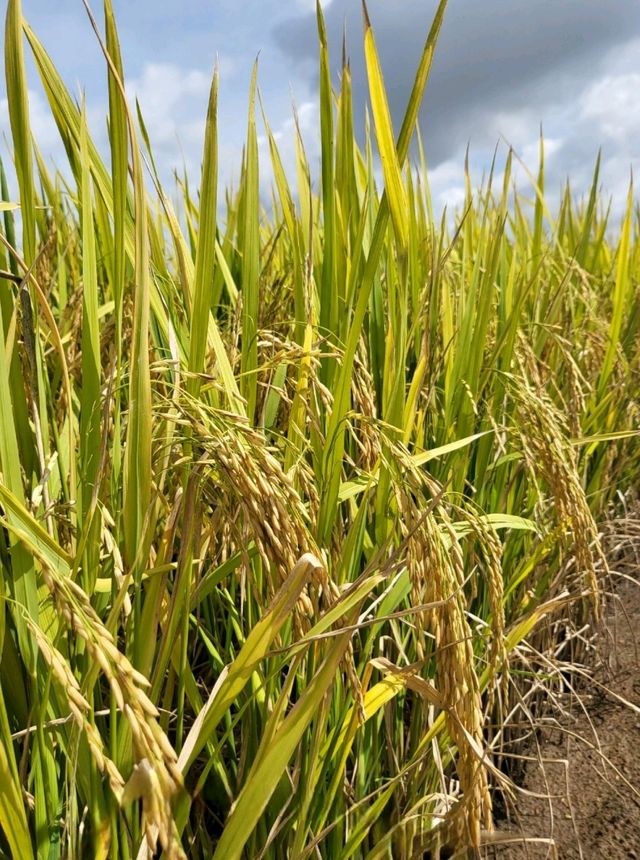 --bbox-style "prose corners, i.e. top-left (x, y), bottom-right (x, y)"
top-left (484, 567), bottom-right (640, 859)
